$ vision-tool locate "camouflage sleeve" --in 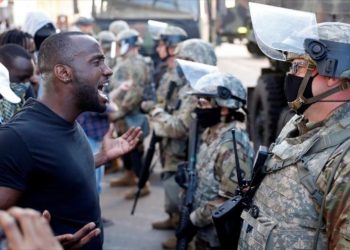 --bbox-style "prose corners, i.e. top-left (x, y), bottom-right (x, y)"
top-left (215, 141), bottom-right (252, 199)
top-left (150, 94), bottom-right (196, 139)
top-left (322, 149), bottom-right (350, 249)
top-left (190, 138), bottom-right (253, 228)
top-left (109, 61), bottom-right (145, 120)
top-left (110, 85), bottom-right (143, 120)
top-left (156, 77), bottom-right (169, 105)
